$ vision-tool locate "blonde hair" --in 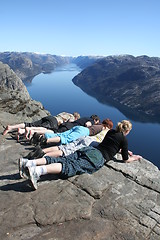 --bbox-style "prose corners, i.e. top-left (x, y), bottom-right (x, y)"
top-left (116, 120), bottom-right (132, 133)
top-left (73, 112), bottom-right (80, 120)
